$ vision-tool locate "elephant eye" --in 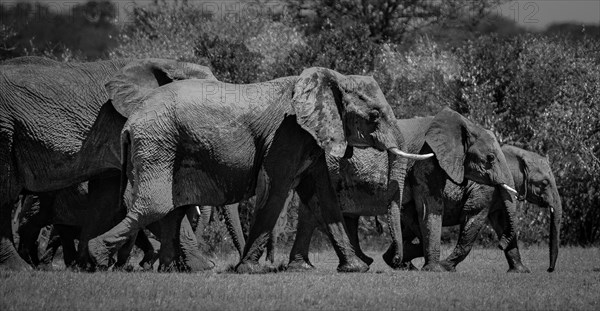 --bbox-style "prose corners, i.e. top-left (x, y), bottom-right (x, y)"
top-left (368, 109), bottom-right (380, 121)
top-left (486, 154), bottom-right (496, 163)
top-left (542, 179), bottom-right (549, 186)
